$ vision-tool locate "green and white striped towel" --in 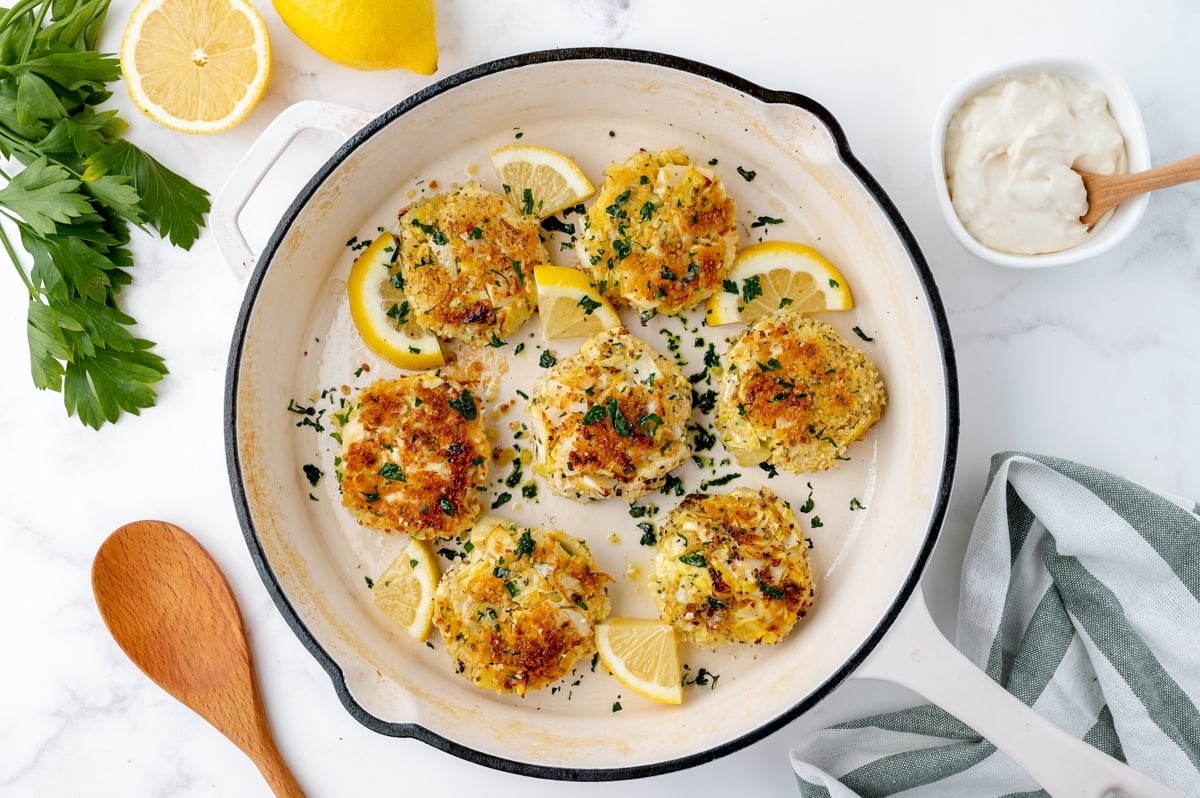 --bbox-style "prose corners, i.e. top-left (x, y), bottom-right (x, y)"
top-left (791, 452), bottom-right (1200, 797)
